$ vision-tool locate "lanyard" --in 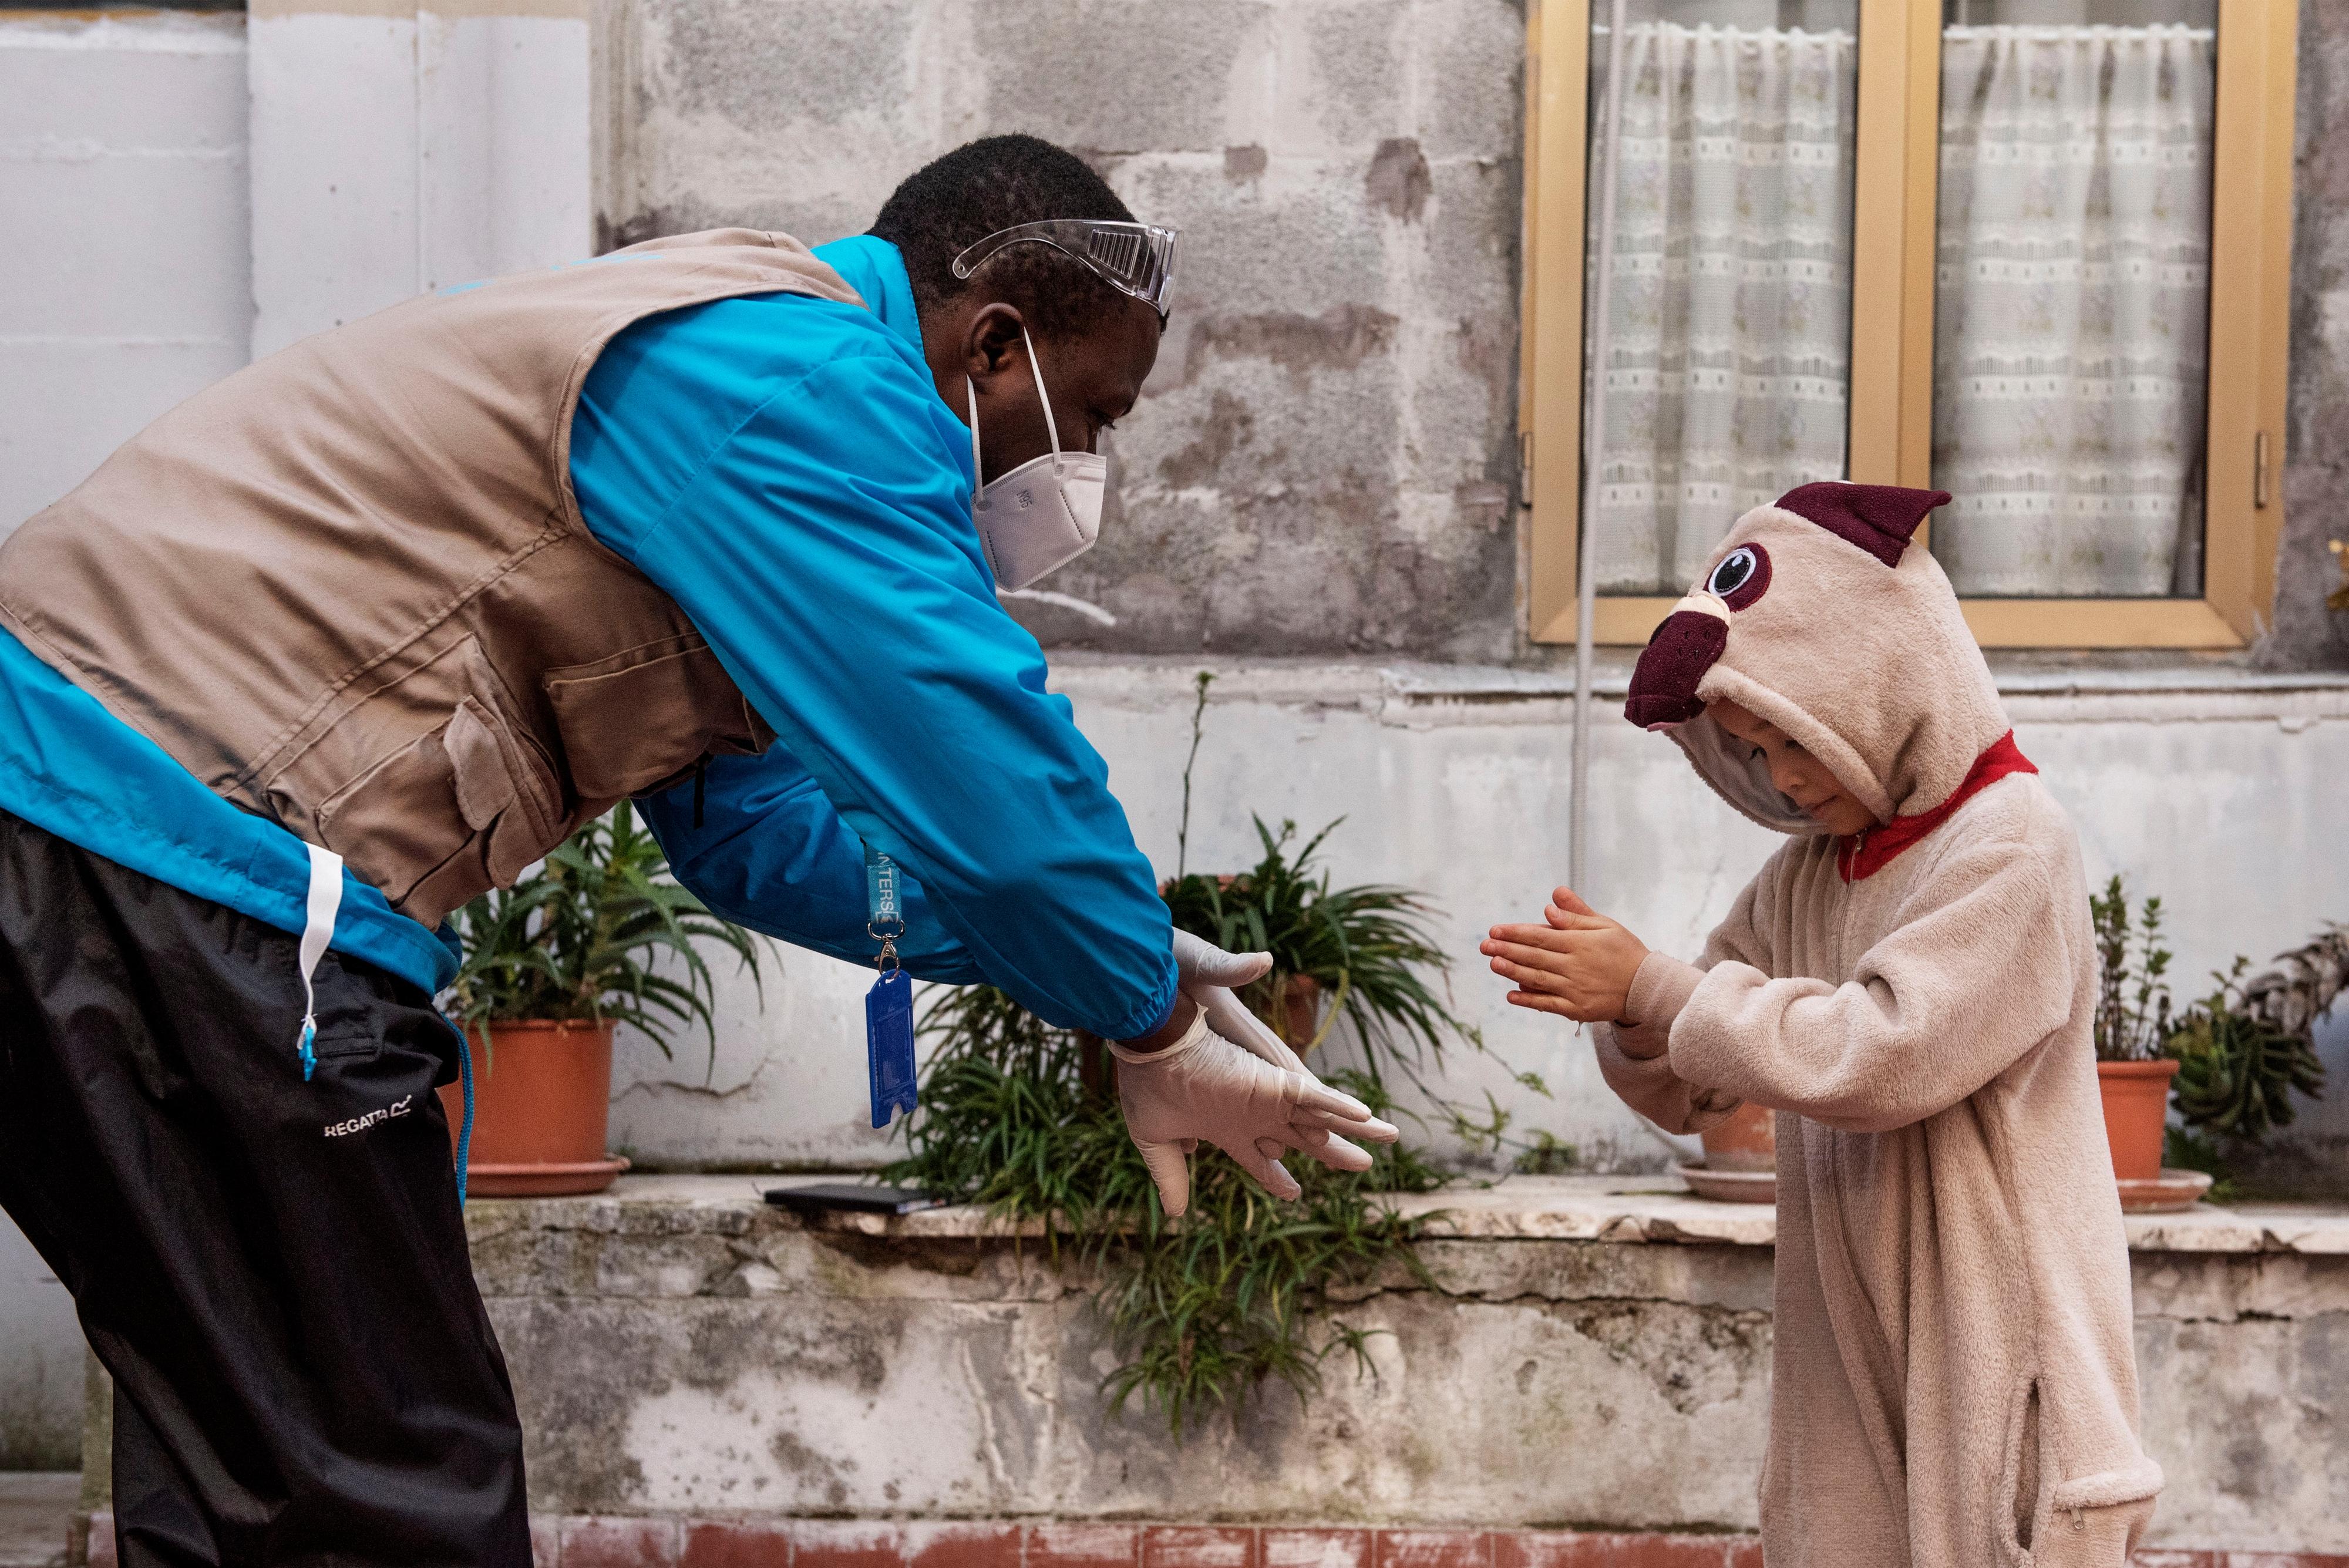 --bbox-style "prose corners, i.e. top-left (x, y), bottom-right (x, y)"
top-left (862, 842), bottom-right (916, 1128)
top-left (864, 840), bottom-right (904, 970)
